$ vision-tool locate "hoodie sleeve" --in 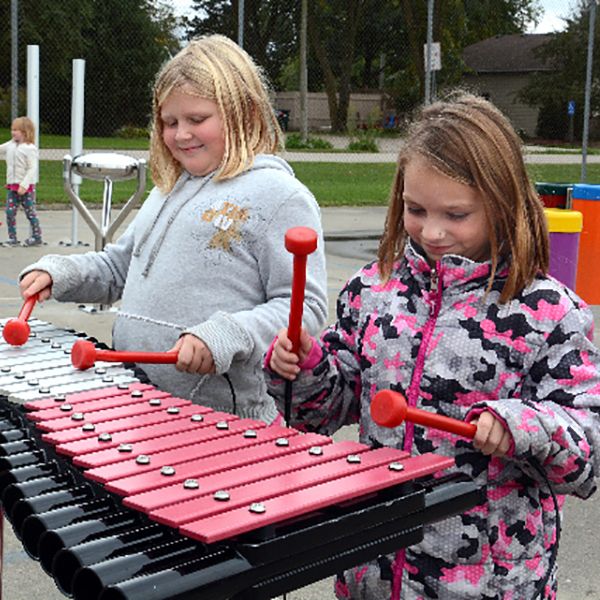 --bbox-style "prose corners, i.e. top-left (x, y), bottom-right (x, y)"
top-left (468, 301), bottom-right (600, 499)
top-left (264, 274), bottom-right (364, 435)
top-left (185, 186), bottom-right (328, 375)
top-left (19, 221), bottom-right (136, 305)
